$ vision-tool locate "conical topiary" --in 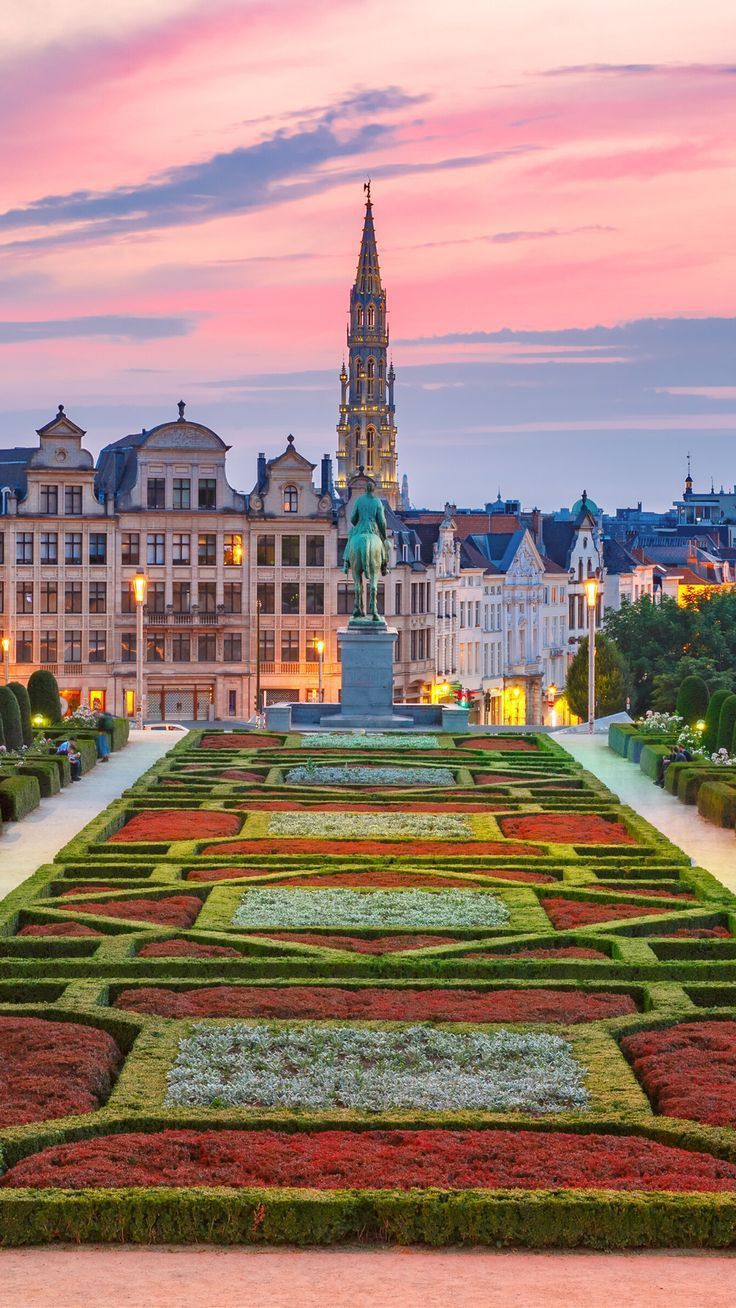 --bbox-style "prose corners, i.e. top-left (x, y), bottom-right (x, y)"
top-left (27, 669), bottom-right (62, 725)
top-left (716, 694), bottom-right (736, 755)
top-left (703, 688), bottom-right (731, 754)
top-left (675, 675), bottom-right (709, 727)
top-left (8, 681), bottom-right (33, 746)
top-left (0, 685), bottom-right (24, 751)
